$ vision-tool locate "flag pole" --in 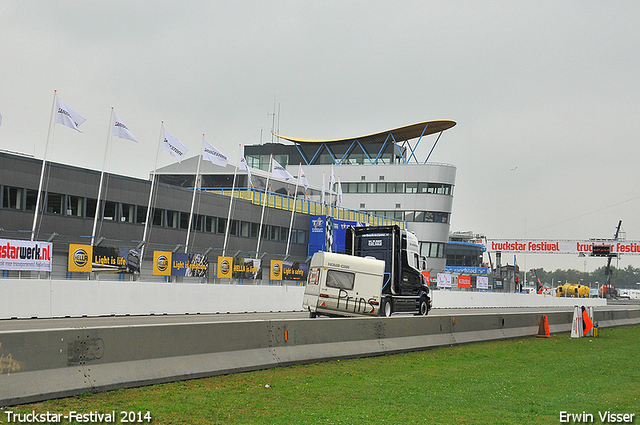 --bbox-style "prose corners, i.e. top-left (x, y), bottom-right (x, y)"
top-left (255, 154), bottom-right (272, 259)
top-left (91, 107), bottom-right (114, 246)
top-left (31, 90), bottom-right (57, 241)
top-left (222, 144), bottom-right (241, 257)
top-left (285, 163), bottom-right (301, 256)
top-left (140, 122), bottom-right (164, 265)
top-left (185, 134), bottom-right (204, 253)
